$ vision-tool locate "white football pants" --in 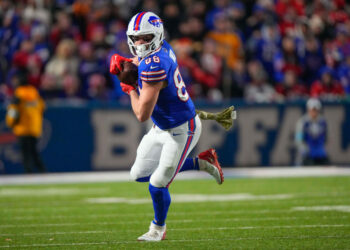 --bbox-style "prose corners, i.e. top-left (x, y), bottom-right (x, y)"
top-left (130, 115), bottom-right (202, 188)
